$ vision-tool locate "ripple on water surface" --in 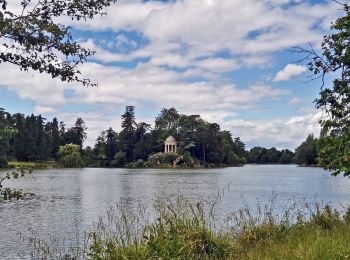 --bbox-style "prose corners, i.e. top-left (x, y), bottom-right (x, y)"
top-left (1, 165), bottom-right (350, 258)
